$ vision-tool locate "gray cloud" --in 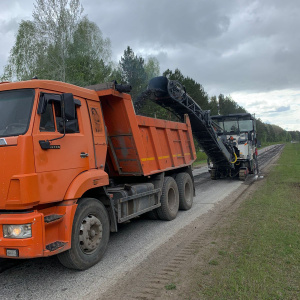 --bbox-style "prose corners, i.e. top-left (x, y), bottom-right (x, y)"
top-left (275, 106), bottom-right (291, 112)
top-left (80, 0), bottom-right (300, 96)
top-left (0, 18), bottom-right (20, 71)
top-left (0, 1), bottom-right (33, 73)
top-left (265, 106), bottom-right (291, 114)
top-left (246, 100), bottom-right (267, 107)
top-left (0, 0), bottom-right (300, 130)
top-left (0, 18), bottom-right (19, 34)
top-left (1, 0), bottom-right (300, 130)
top-left (2, 0), bottom-right (300, 96)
